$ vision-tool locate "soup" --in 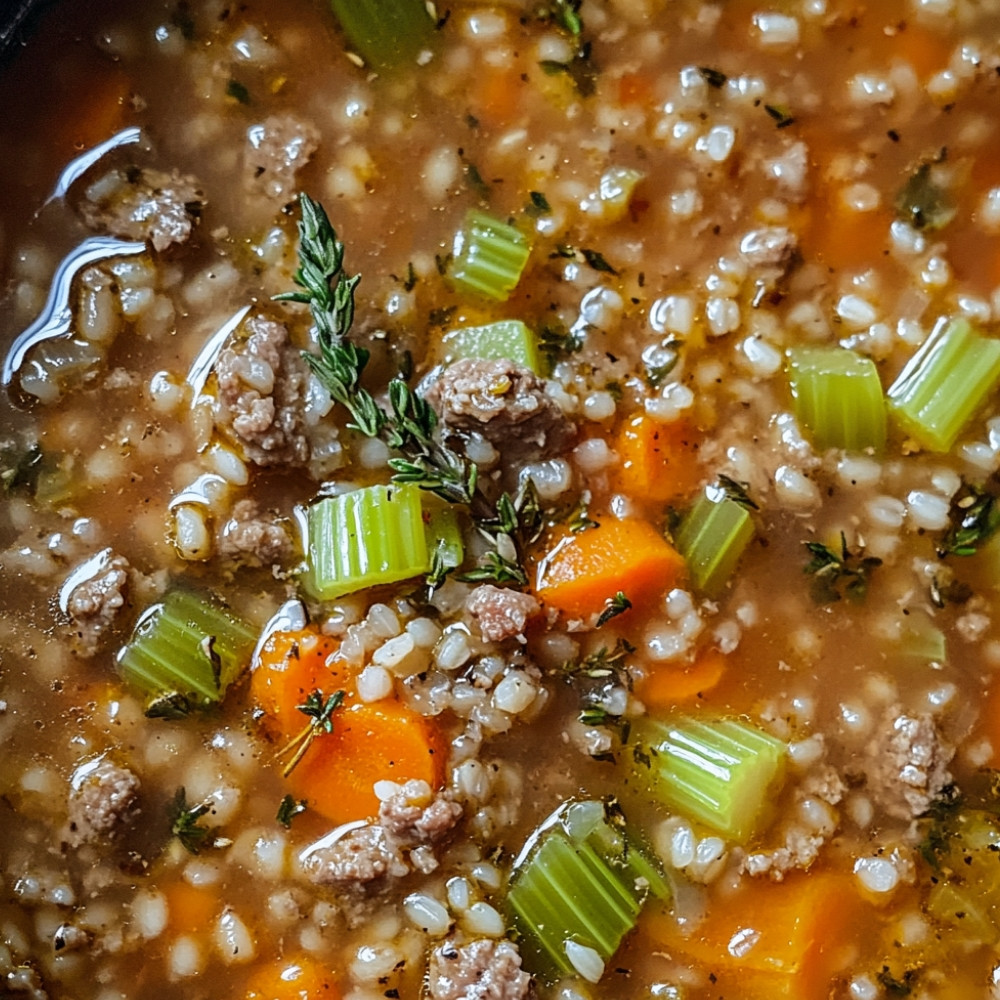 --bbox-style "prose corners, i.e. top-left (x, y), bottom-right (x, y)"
top-left (4, 1), bottom-right (1000, 998)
